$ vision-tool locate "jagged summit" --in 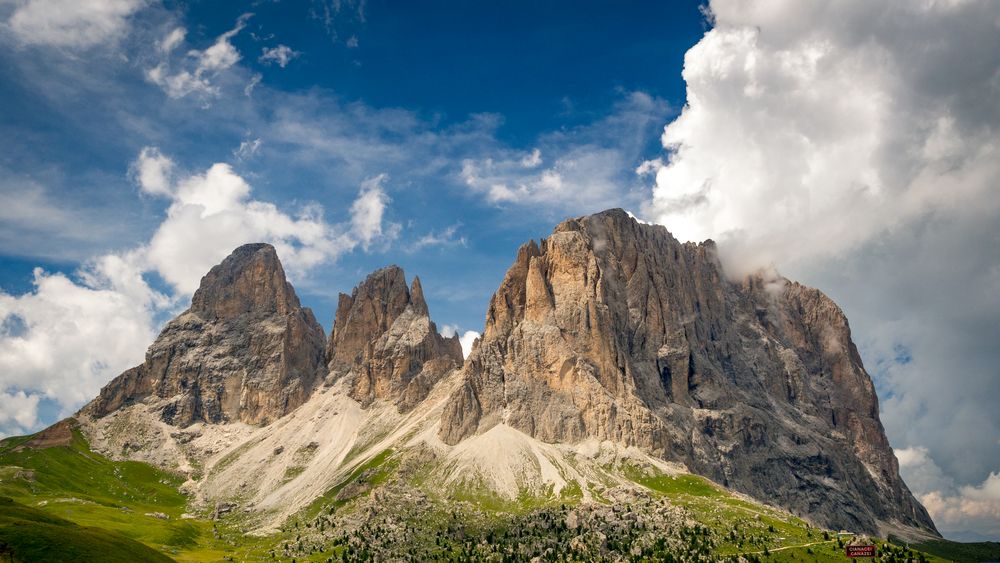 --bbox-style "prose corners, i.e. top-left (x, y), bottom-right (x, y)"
top-left (327, 265), bottom-right (462, 411)
top-left (440, 208), bottom-right (936, 536)
top-left (82, 243), bottom-right (326, 426)
top-left (189, 243), bottom-right (301, 319)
